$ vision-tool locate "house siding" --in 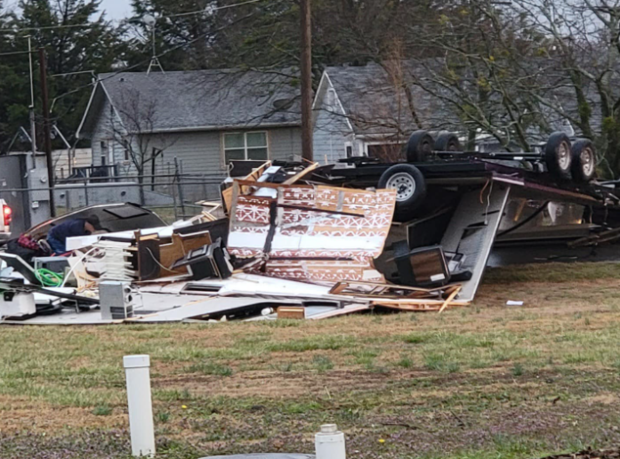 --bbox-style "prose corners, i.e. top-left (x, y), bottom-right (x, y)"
top-left (92, 98), bottom-right (302, 175)
top-left (148, 131), bottom-right (223, 176)
top-left (268, 127), bottom-right (302, 162)
top-left (313, 84), bottom-right (355, 164)
top-left (53, 148), bottom-right (92, 179)
top-left (91, 98), bottom-right (126, 169)
top-left (91, 103), bottom-right (303, 201)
